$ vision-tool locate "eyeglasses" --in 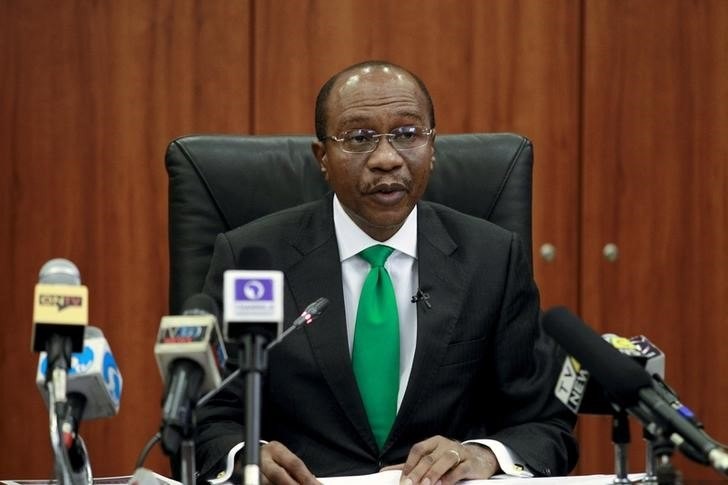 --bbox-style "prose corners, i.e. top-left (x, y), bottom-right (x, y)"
top-left (323, 126), bottom-right (435, 154)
